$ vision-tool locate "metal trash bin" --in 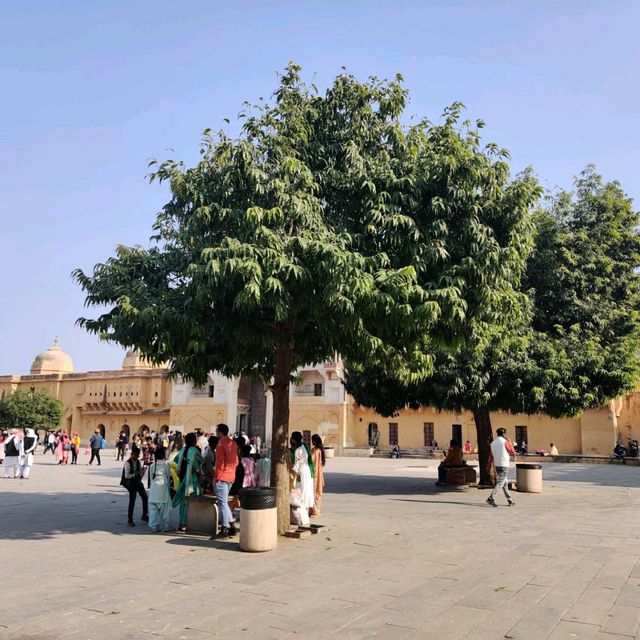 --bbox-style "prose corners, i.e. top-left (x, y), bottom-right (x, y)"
top-left (516, 463), bottom-right (543, 493)
top-left (239, 487), bottom-right (277, 552)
